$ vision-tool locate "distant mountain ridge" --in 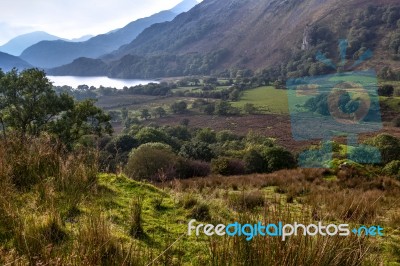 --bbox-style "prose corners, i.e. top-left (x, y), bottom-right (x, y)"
top-left (20, 0), bottom-right (199, 69)
top-left (0, 52), bottom-right (32, 72)
top-left (0, 31), bottom-right (61, 56)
